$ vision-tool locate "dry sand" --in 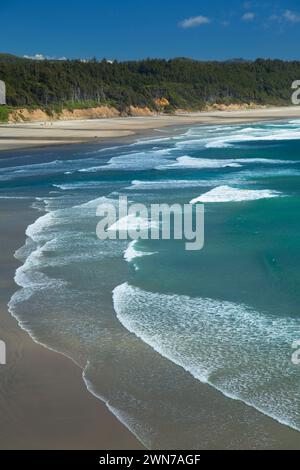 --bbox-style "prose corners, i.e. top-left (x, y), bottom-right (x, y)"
top-left (1, 106), bottom-right (300, 152)
top-left (0, 199), bottom-right (143, 450)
